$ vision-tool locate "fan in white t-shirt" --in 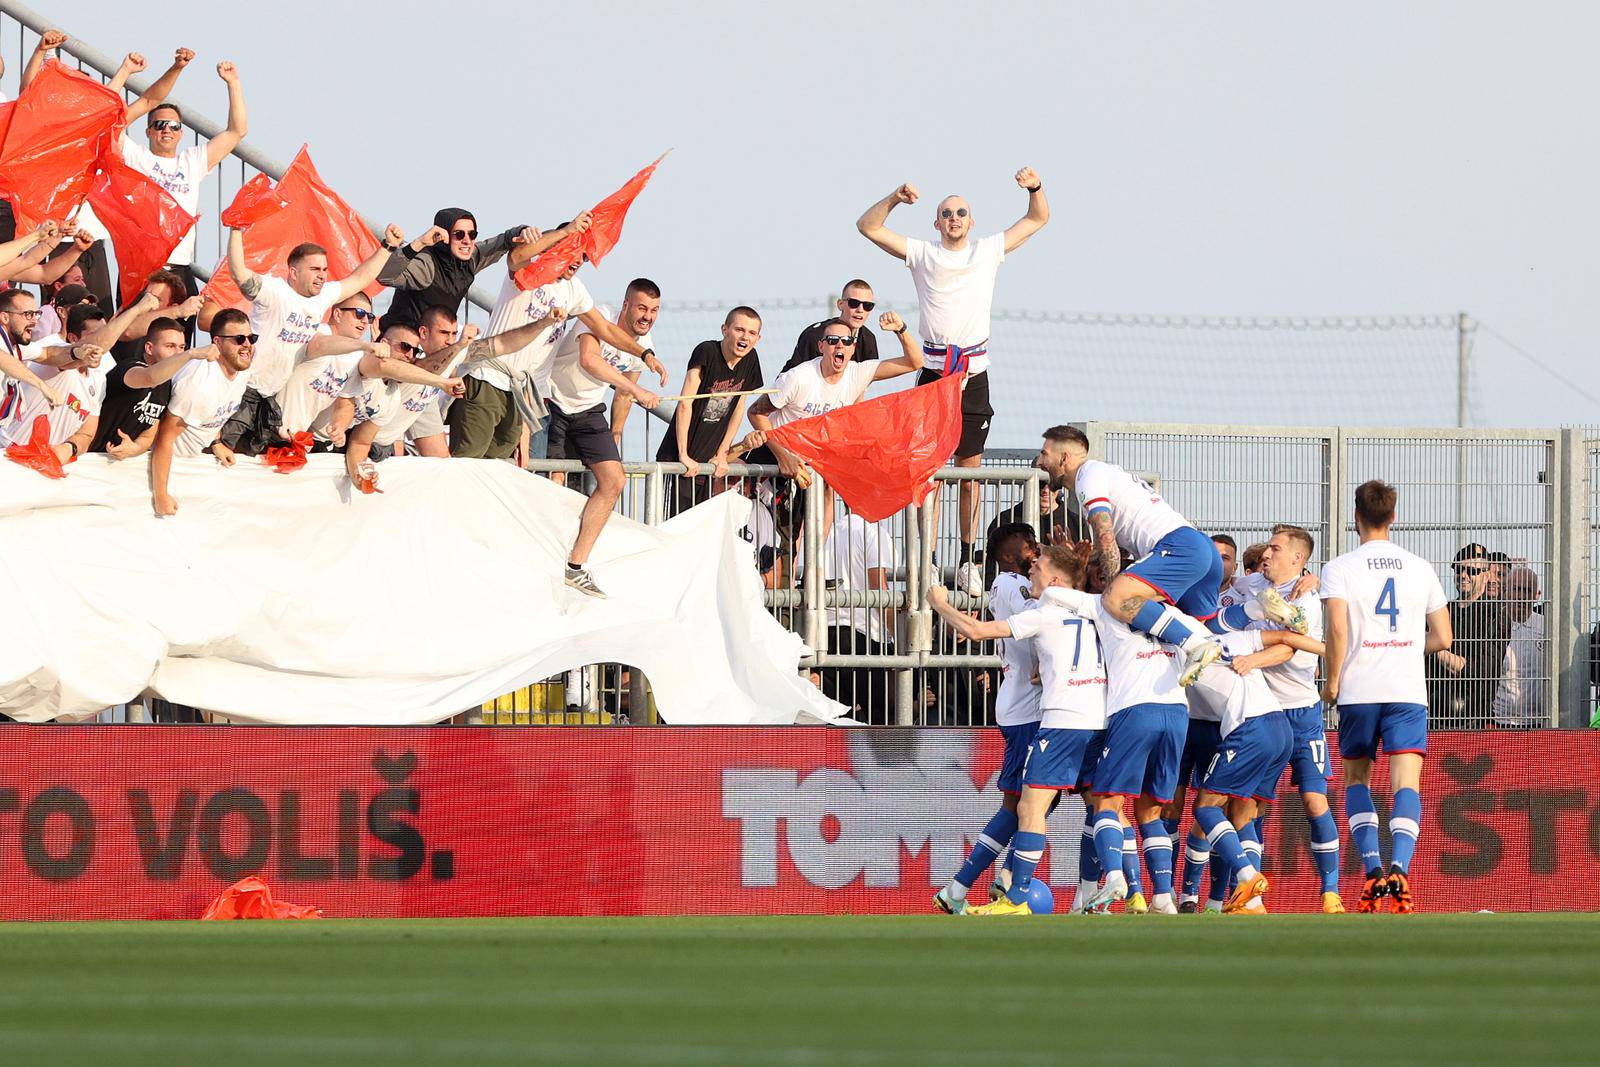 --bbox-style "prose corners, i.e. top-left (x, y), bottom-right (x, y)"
top-left (743, 310), bottom-right (927, 481)
top-left (148, 308), bottom-right (256, 517)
